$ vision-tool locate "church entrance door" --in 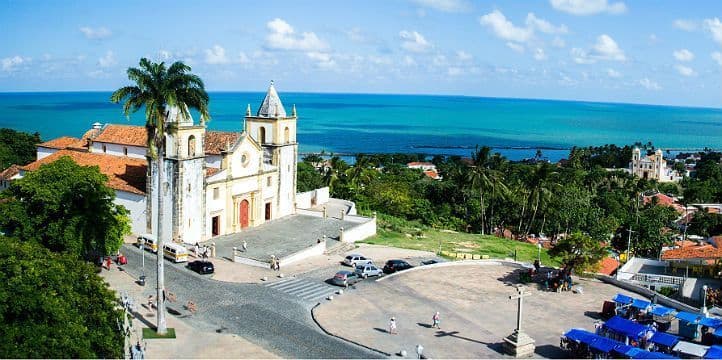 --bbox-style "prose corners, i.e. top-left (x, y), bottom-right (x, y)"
top-left (212, 216), bottom-right (220, 236)
top-left (240, 200), bottom-right (249, 229)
